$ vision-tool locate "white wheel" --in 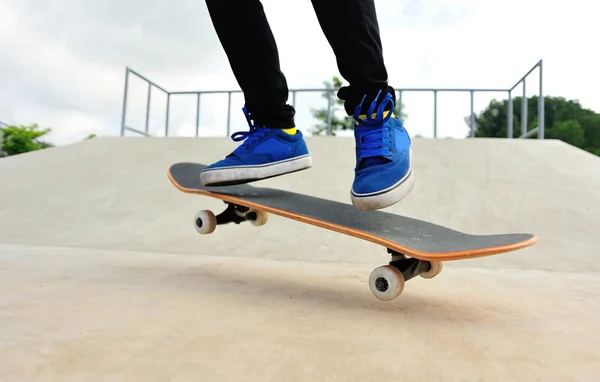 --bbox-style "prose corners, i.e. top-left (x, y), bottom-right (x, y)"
top-left (194, 210), bottom-right (217, 234)
top-left (248, 210), bottom-right (268, 227)
top-left (369, 265), bottom-right (405, 301)
top-left (420, 261), bottom-right (443, 279)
